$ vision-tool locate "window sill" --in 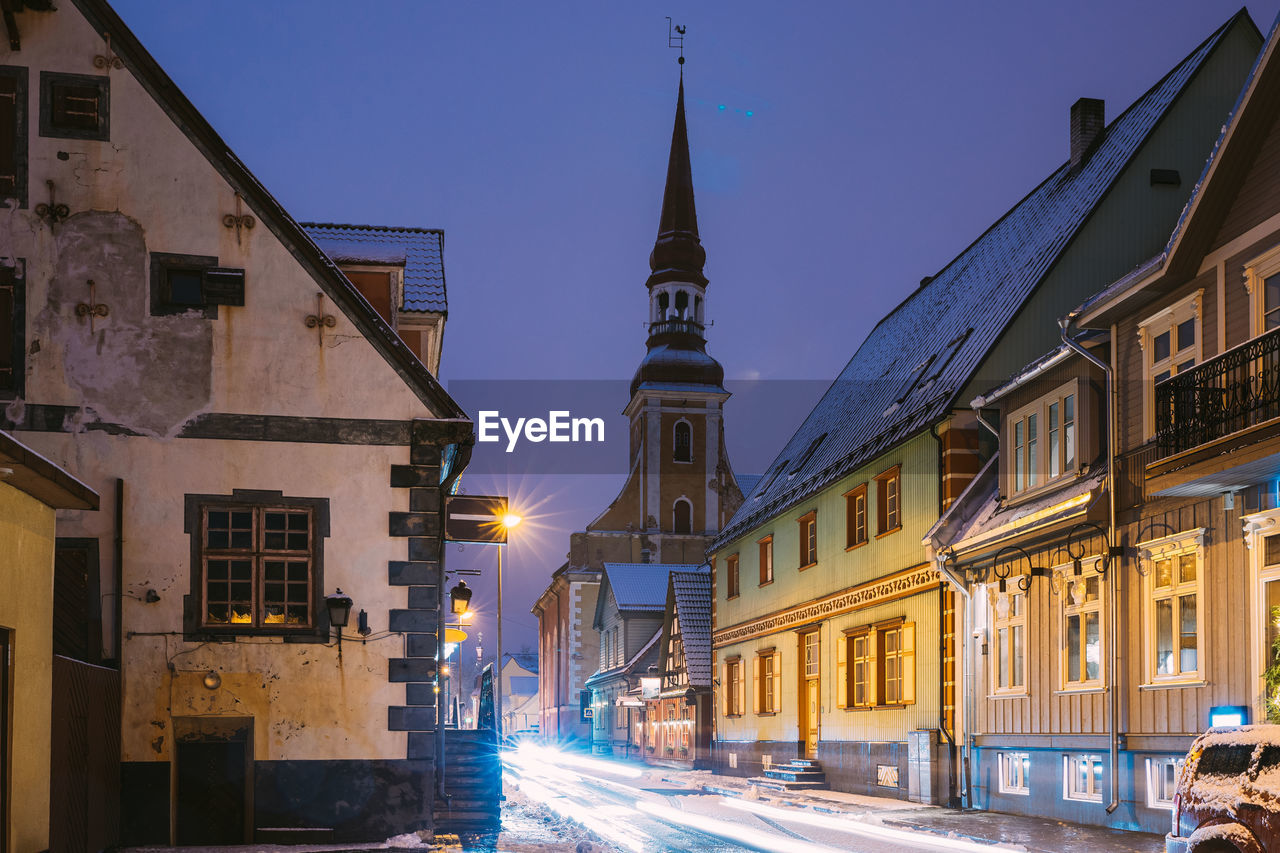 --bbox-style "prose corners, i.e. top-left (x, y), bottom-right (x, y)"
top-left (998, 788), bottom-right (1030, 797)
top-left (989, 690), bottom-right (1030, 699)
top-left (875, 526), bottom-right (902, 540)
top-left (1003, 471), bottom-right (1083, 508)
top-left (724, 713), bottom-right (744, 718)
top-left (757, 711), bottom-right (778, 717)
top-left (727, 593), bottom-right (740, 600)
top-left (1063, 796), bottom-right (1103, 805)
top-left (1139, 679), bottom-right (1205, 690)
top-left (758, 579), bottom-right (774, 588)
top-left (798, 561), bottom-right (818, 571)
top-left (845, 540), bottom-right (868, 552)
top-left (1057, 685), bottom-right (1105, 695)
